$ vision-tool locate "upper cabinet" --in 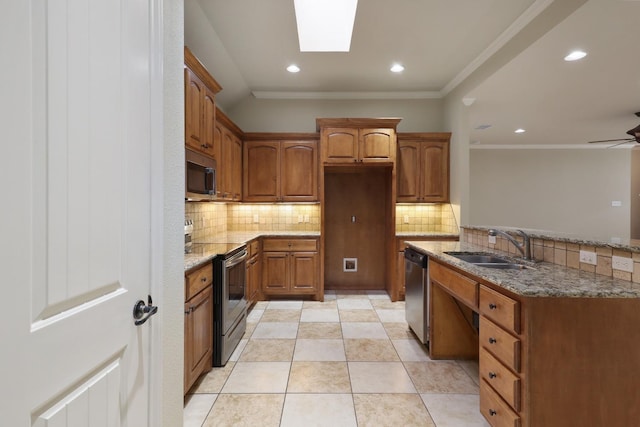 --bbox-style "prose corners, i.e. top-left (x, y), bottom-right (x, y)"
top-left (243, 135), bottom-right (319, 202)
top-left (317, 118), bottom-right (401, 164)
top-left (397, 133), bottom-right (450, 203)
top-left (216, 108), bottom-right (243, 201)
top-left (184, 47), bottom-right (222, 159)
